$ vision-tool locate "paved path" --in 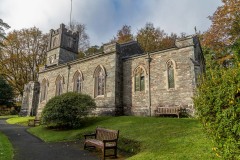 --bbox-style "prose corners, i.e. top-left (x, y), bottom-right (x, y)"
top-left (0, 119), bottom-right (98, 160)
